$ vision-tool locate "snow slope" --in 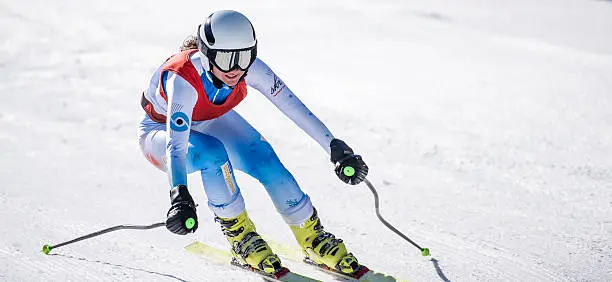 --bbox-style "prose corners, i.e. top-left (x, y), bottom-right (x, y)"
top-left (1, 0), bottom-right (611, 281)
